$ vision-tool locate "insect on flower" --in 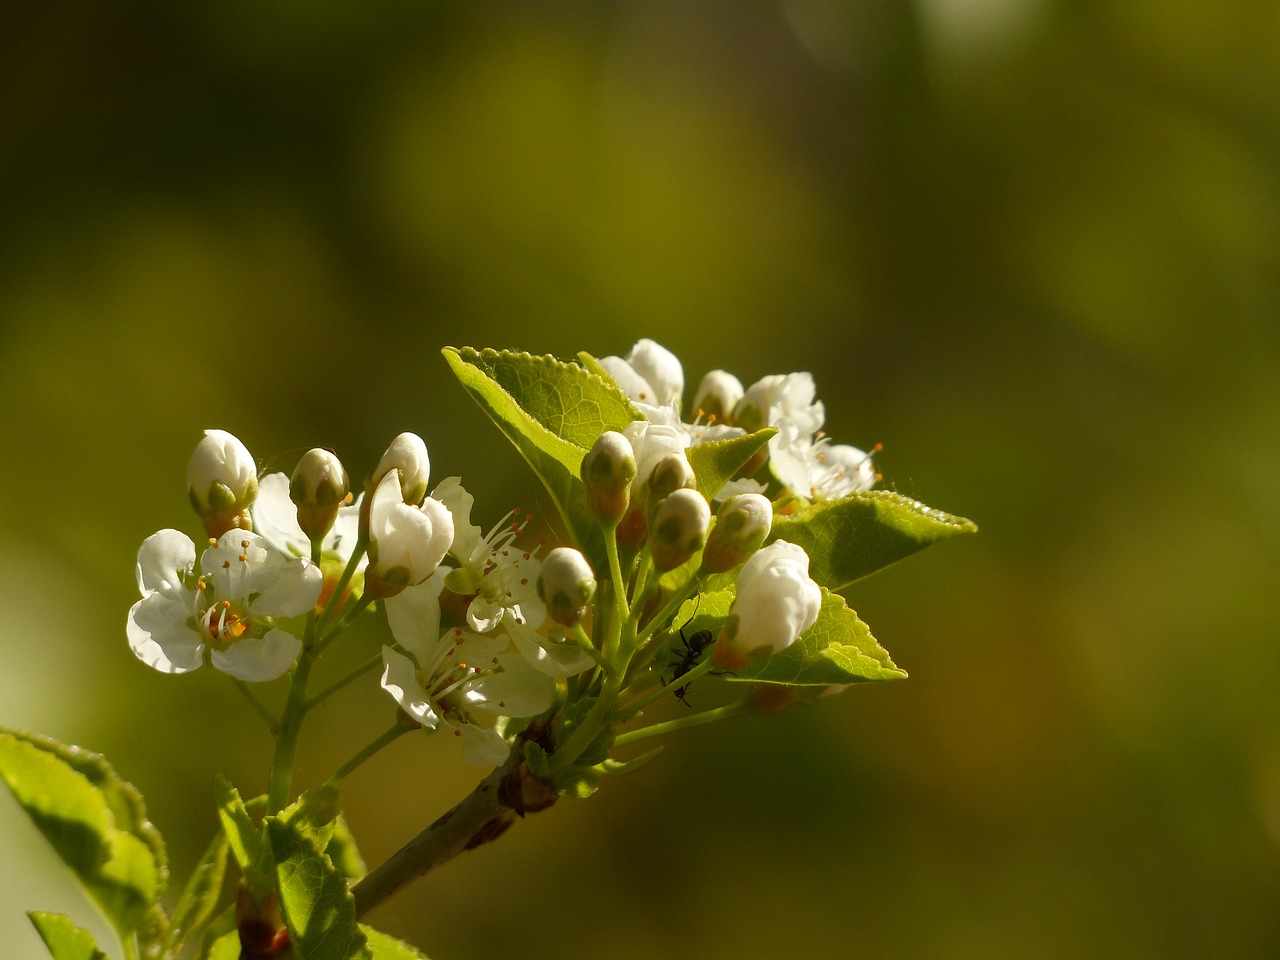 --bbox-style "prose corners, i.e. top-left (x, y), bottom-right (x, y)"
top-left (662, 616), bottom-right (715, 707)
